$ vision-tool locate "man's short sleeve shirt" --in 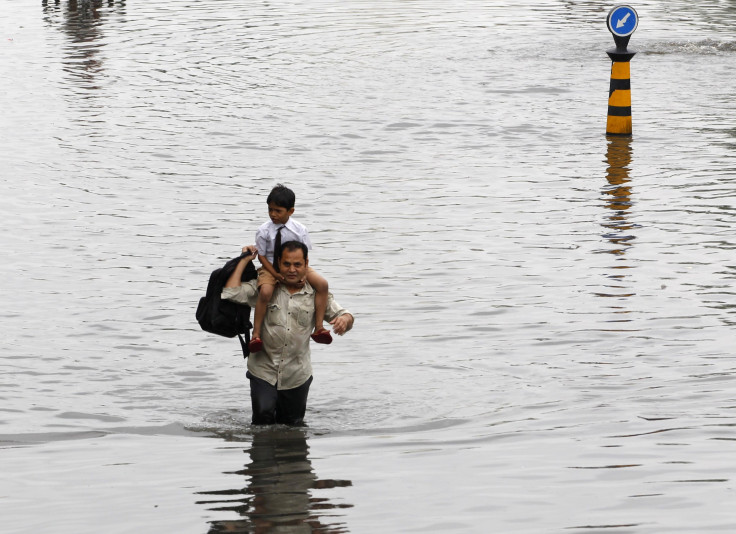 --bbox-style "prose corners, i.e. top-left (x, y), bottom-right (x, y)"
top-left (221, 280), bottom-right (350, 390)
